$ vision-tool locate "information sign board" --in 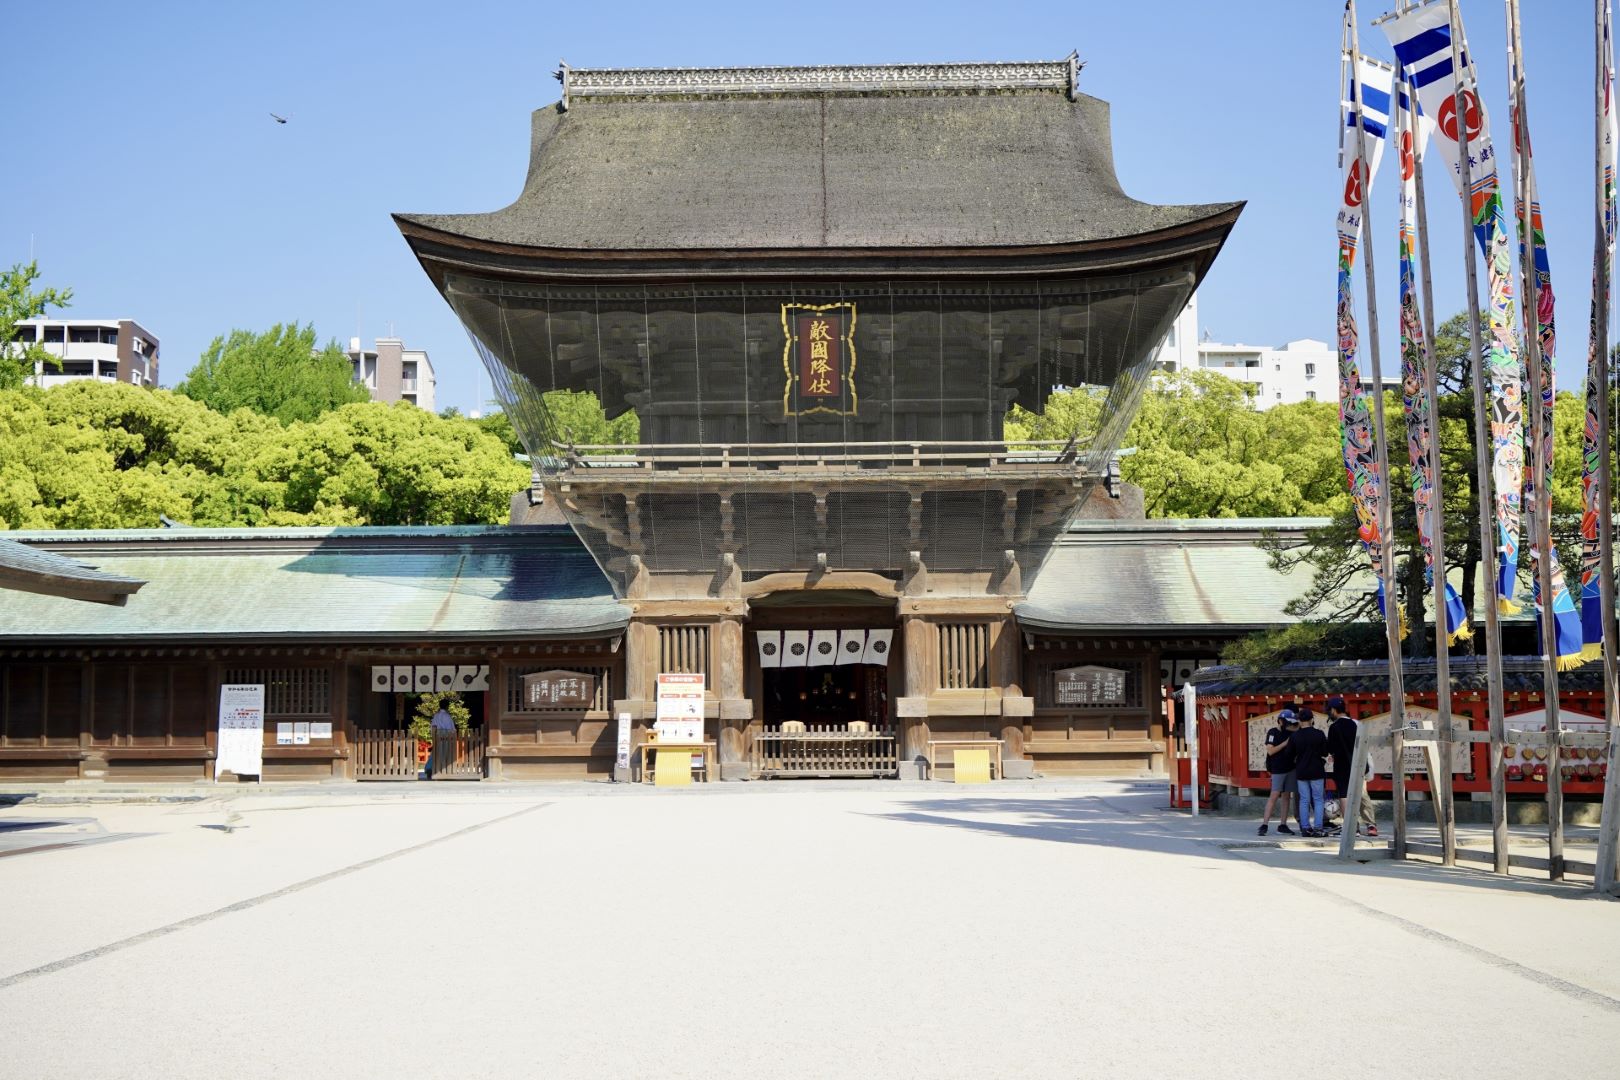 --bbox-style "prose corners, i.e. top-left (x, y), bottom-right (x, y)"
top-left (522, 670), bottom-right (597, 708)
top-left (216, 684), bottom-right (265, 779)
top-left (654, 673), bottom-right (705, 744)
top-left (1053, 665), bottom-right (1128, 706)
